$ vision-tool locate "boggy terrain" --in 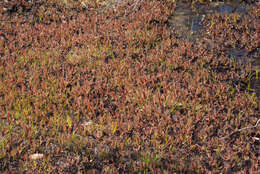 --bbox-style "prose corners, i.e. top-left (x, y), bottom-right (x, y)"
top-left (0, 0), bottom-right (259, 173)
